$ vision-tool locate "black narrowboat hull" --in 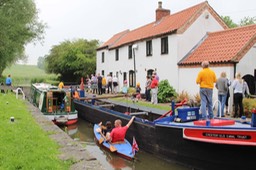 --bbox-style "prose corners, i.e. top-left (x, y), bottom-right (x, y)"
top-left (74, 100), bottom-right (256, 170)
